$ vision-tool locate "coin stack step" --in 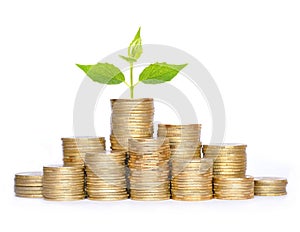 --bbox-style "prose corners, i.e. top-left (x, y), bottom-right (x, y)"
top-left (254, 177), bottom-right (288, 196)
top-left (157, 124), bottom-right (202, 161)
top-left (110, 98), bottom-right (154, 151)
top-left (43, 165), bottom-right (85, 201)
top-left (14, 172), bottom-right (43, 198)
top-left (213, 176), bottom-right (254, 200)
top-left (202, 143), bottom-right (247, 177)
top-left (128, 138), bottom-right (171, 200)
top-left (85, 151), bottom-right (128, 200)
top-left (62, 137), bottom-right (106, 166)
top-left (171, 158), bottom-right (213, 201)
